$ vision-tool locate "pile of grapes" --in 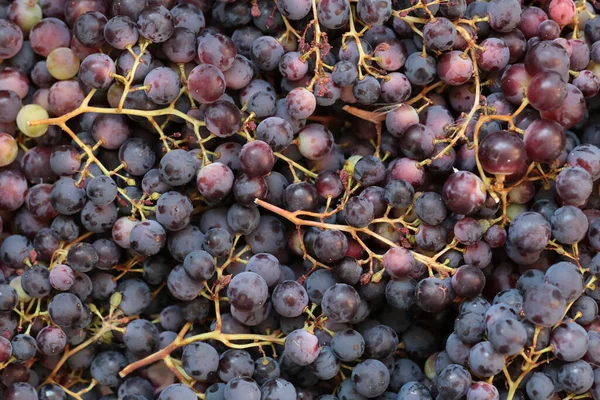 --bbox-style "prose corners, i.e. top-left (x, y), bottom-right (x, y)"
top-left (2, 0), bottom-right (600, 399)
